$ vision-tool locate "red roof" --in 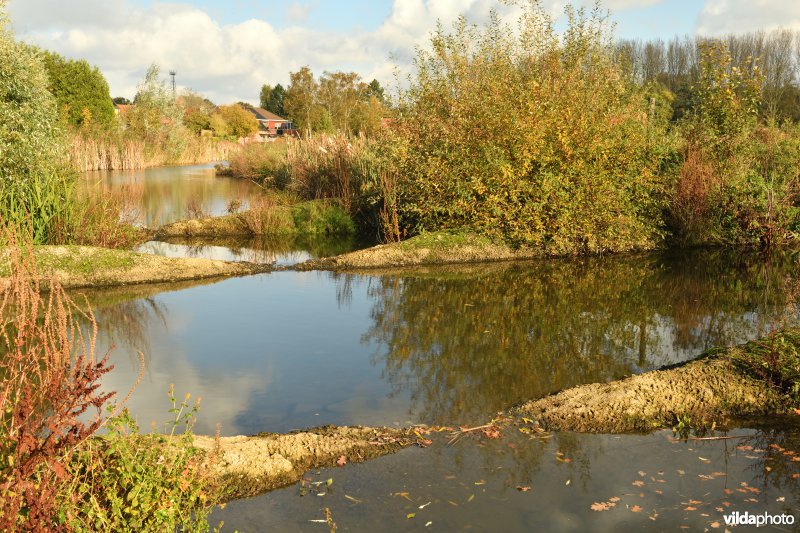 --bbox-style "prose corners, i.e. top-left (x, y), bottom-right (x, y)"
top-left (249, 107), bottom-right (287, 122)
